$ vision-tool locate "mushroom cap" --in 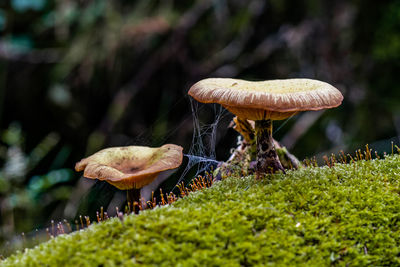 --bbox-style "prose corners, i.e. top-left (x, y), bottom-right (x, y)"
top-left (188, 78), bottom-right (343, 120)
top-left (75, 144), bottom-right (183, 190)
